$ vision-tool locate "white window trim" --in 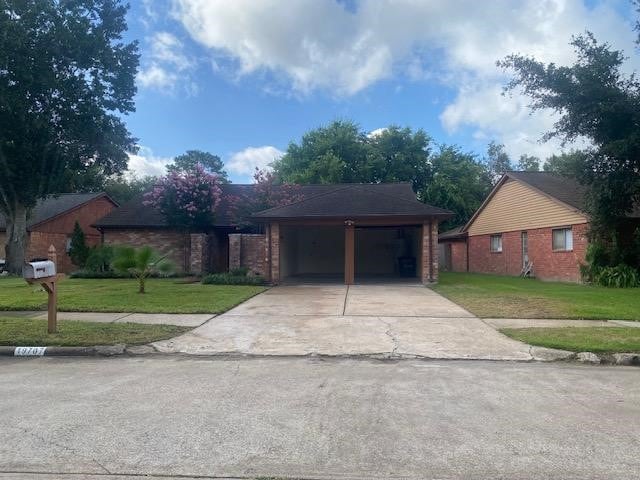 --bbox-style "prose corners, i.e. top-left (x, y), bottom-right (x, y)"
top-left (552, 227), bottom-right (573, 252)
top-left (490, 234), bottom-right (503, 253)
